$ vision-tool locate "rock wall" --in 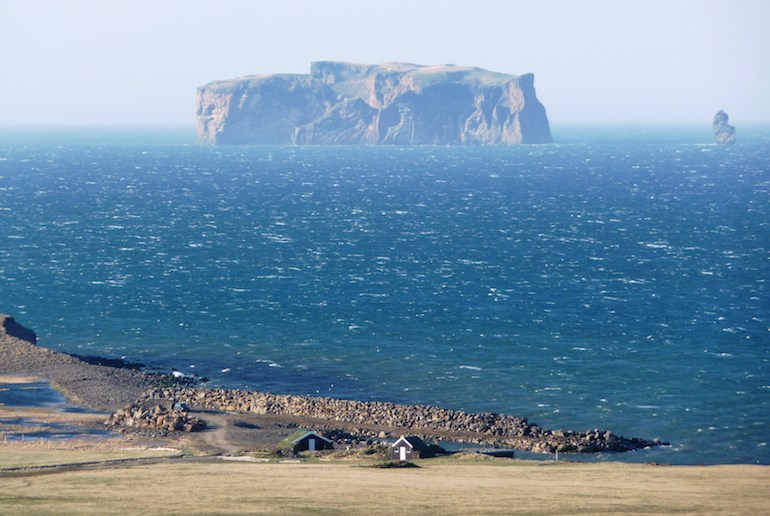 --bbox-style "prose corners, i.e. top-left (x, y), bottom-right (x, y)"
top-left (197, 62), bottom-right (552, 145)
top-left (147, 387), bottom-right (664, 454)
